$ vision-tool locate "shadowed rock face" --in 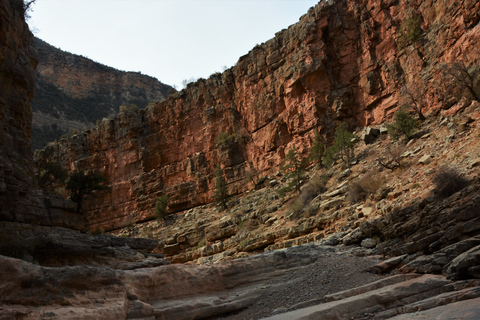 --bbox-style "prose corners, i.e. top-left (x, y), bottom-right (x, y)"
top-left (31, 38), bottom-right (176, 150)
top-left (0, 0), bottom-right (86, 230)
top-left (0, 0), bottom-right (40, 223)
top-left (49, 0), bottom-right (480, 232)
top-left (0, 244), bottom-right (377, 320)
top-left (0, 0), bottom-right (164, 276)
